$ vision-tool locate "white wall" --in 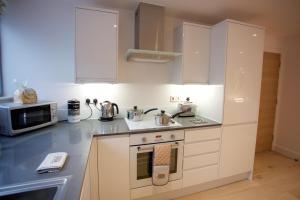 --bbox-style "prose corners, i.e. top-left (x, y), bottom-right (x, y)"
top-left (273, 35), bottom-right (300, 159)
top-left (1, 0), bottom-right (223, 122)
top-left (263, 33), bottom-right (282, 53)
